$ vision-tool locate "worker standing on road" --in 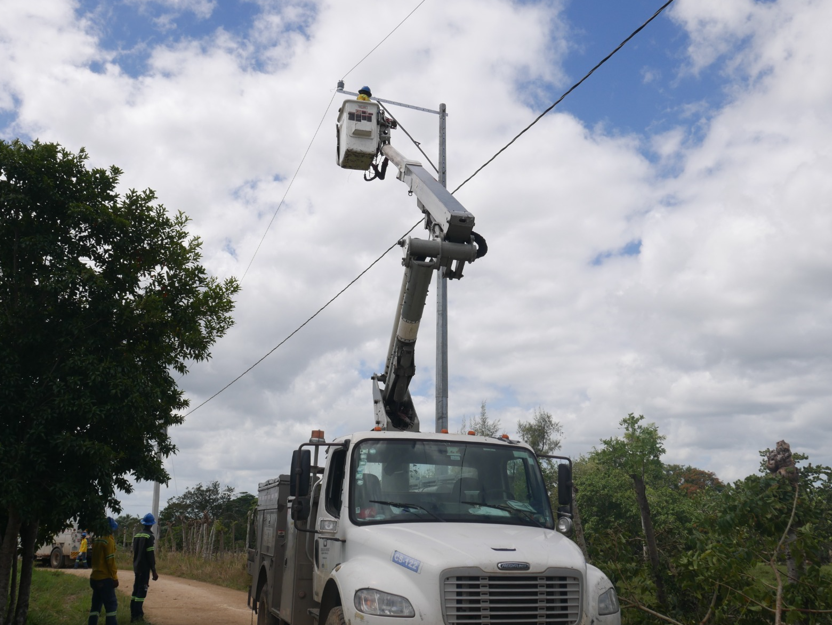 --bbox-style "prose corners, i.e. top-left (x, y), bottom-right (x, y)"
top-left (75, 532), bottom-right (89, 569)
top-left (89, 518), bottom-right (119, 625)
top-left (130, 513), bottom-right (159, 623)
